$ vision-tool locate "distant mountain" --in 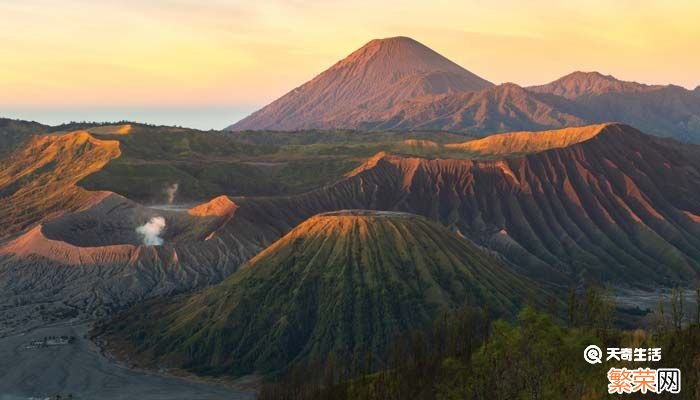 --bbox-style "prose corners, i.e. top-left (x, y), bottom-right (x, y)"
top-left (575, 85), bottom-right (700, 142)
top-left (99, 211), bottom-right (544, 376)
top-left (528, 71), bottom-right (662, 99)
top-left (226, 38), bottom-right (700, 143)
top-left (527, 73), bottom-right (700, 142)
top-left (325, 80), bottom-right (700, 141)
top-left (358, 83), bottom-right (586, 134)
top-left (227, 37), bottom-right (492, 131)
